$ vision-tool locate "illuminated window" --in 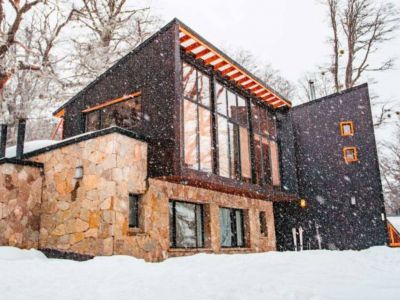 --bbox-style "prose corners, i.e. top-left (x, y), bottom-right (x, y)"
top-left (340, 121), bottom-right (354, 136)
top-left (343, 147), bottom-right (358, 163)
